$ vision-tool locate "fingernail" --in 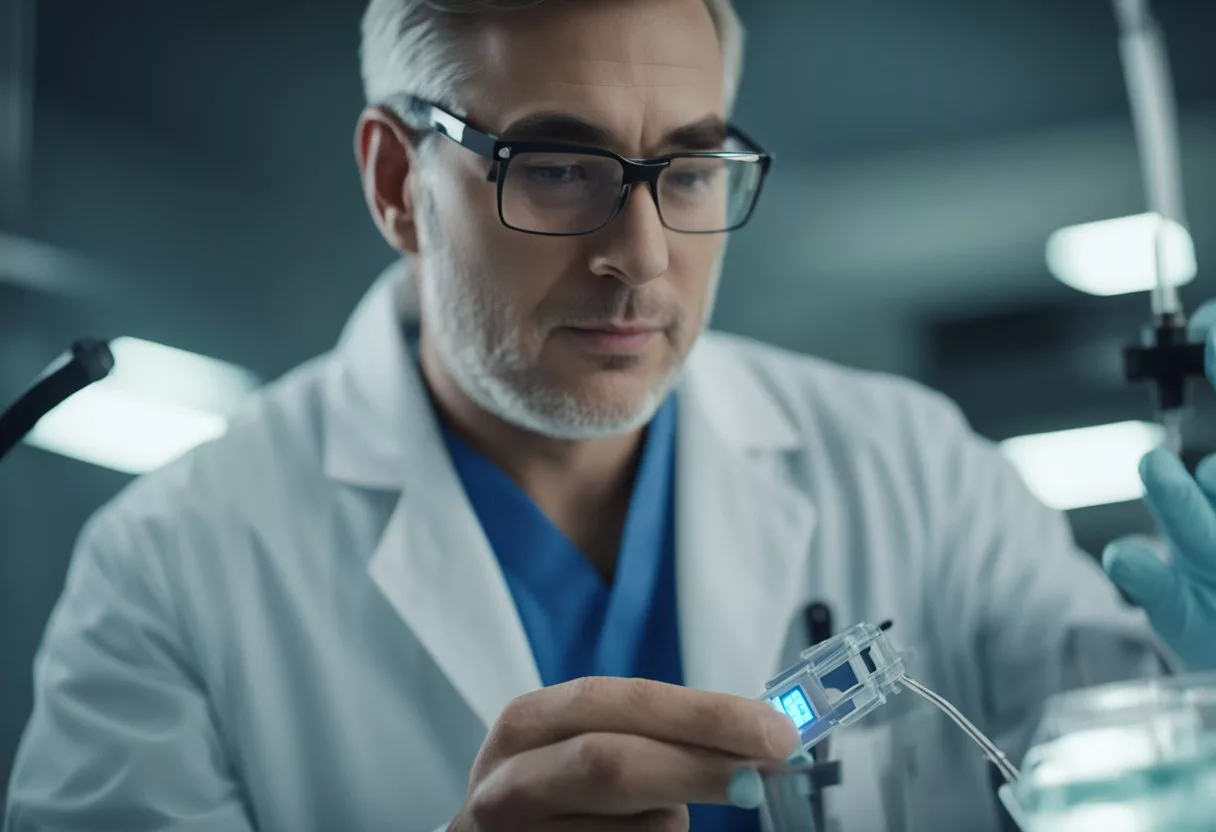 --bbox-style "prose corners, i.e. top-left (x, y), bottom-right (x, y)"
top-left (1140, 447), bottom-right (1166, 479)
top-left (727, 766), bottom-right (764, 810)
top-left (1102, 542), bottom-right (1170, 605)
top-left (1140, 447), bottom-right (1184, 487)
top-left (1103, 541), bottom-right (1148, 580)
top-left (1101, 543), bottom-right (1128, 579)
